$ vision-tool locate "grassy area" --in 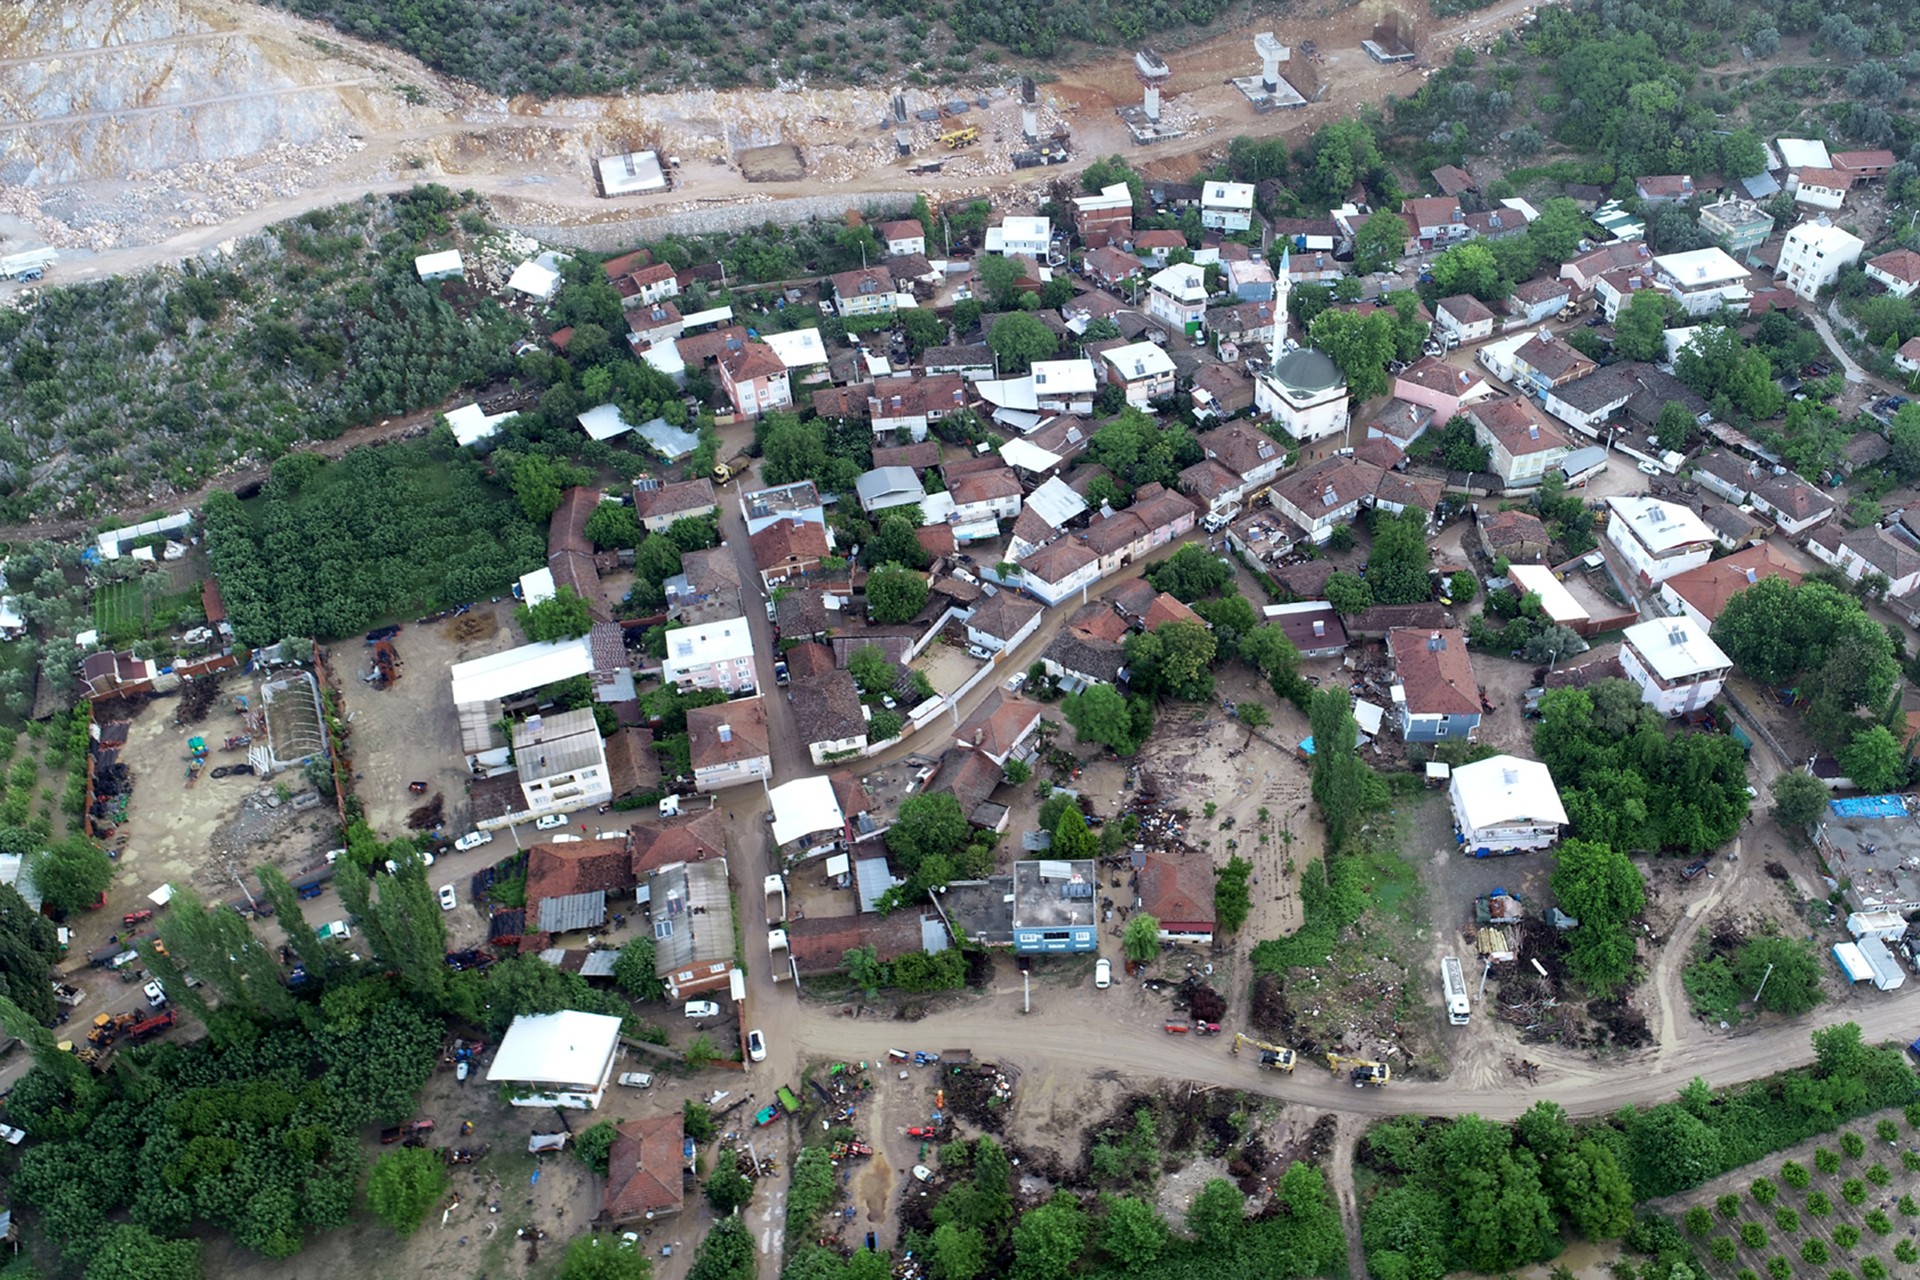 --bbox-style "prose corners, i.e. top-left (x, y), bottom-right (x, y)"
top-left (91, 571), bottom-right (204, 647)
